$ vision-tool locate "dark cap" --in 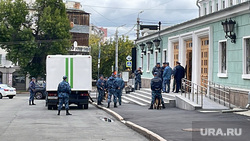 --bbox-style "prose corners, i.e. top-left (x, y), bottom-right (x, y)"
top-left (176, 61), bottom-right (180, 64)
top-left (166, 62), bottom-right (169, 65)
top-left (139, 67), bottom-right (142, 69)
top-left (154, 72), bottom-right (158, 75)
top-left (63, 76), bottom-right (67, 79)
top-left (157, 62), bottom-right (160, 65)
top-left (99, 75), bottom-right (103, 78)
top-left (163, 62), bottom-right (167, 64)
top-left (32, 77), bottom-right (36, 80)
